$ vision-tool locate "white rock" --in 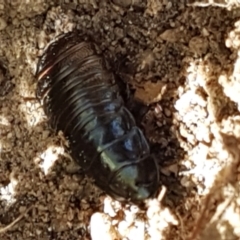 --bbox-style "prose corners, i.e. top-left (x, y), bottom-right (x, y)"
top-left (104, 197), bottom-right (117, 217)
top-left (90, 212), bottom-right (119, 240)
top-left (127, 220), bottom-right (145, 240)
